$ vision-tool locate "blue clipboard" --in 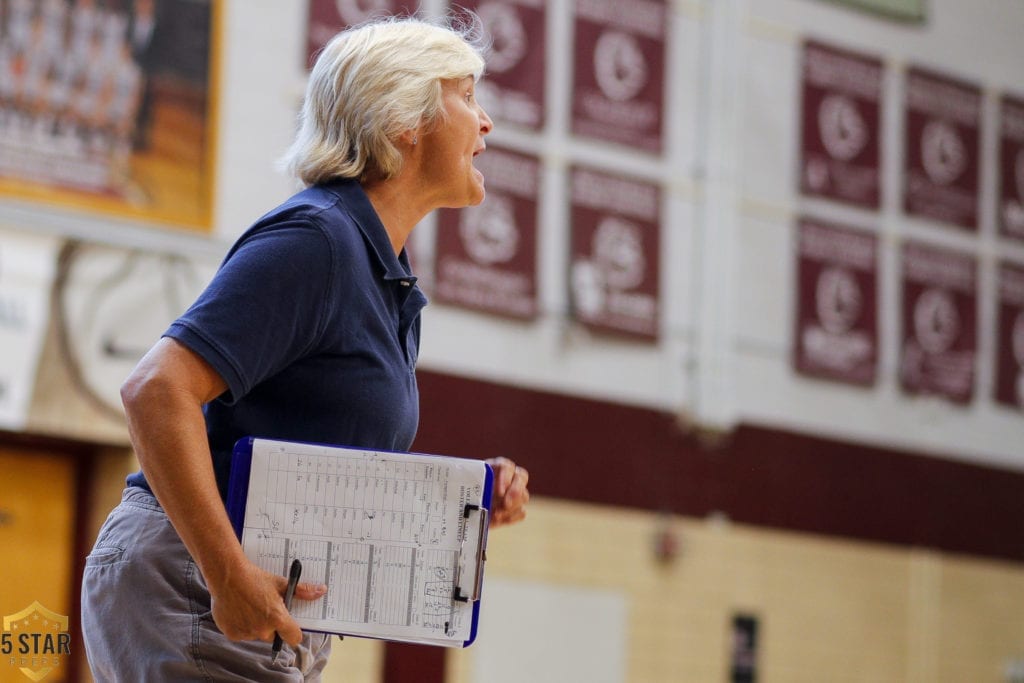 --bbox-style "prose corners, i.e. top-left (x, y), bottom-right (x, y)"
top-left (226, 436), bottom-right (493, 648)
